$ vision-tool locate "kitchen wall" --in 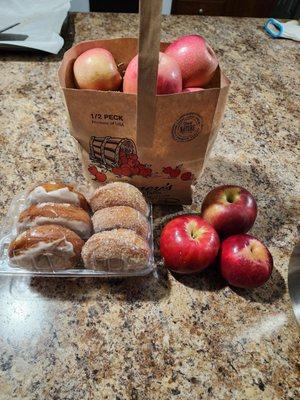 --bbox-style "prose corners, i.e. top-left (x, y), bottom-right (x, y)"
top-left (70, 0), bottom-right (173, 14)
top-left (70, 0), bottom-right (89, 12)
top-left (162, 0), bottom-right (172, 14)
